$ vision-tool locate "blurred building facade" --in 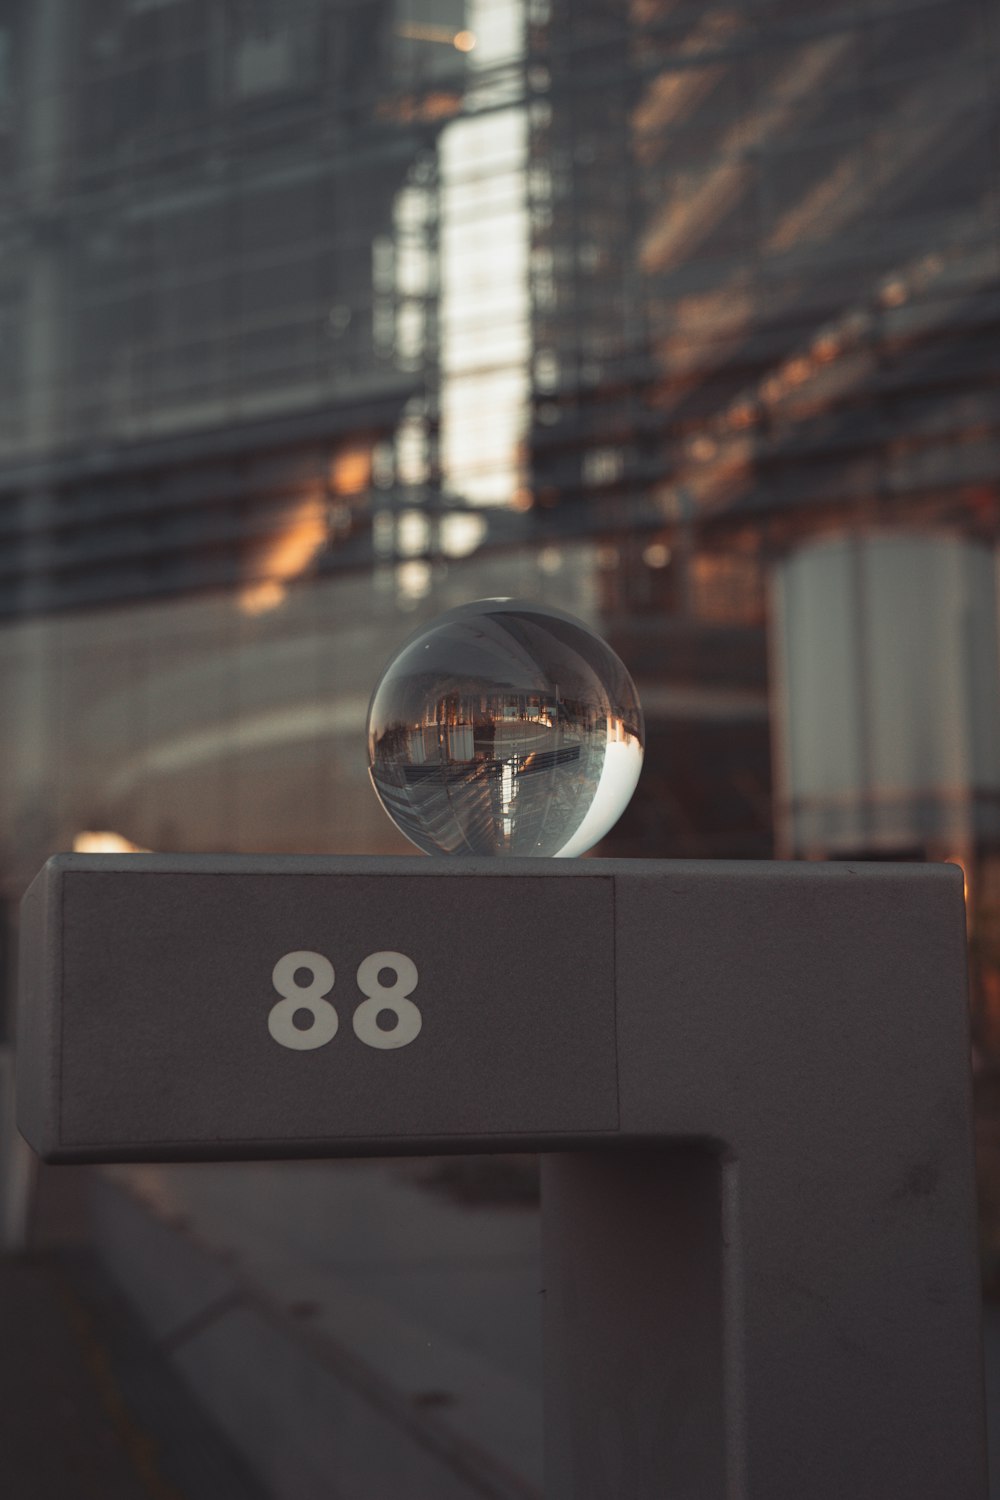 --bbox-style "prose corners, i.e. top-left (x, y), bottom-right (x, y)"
top-left (2, 0), bottom-right (1000, 1246)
